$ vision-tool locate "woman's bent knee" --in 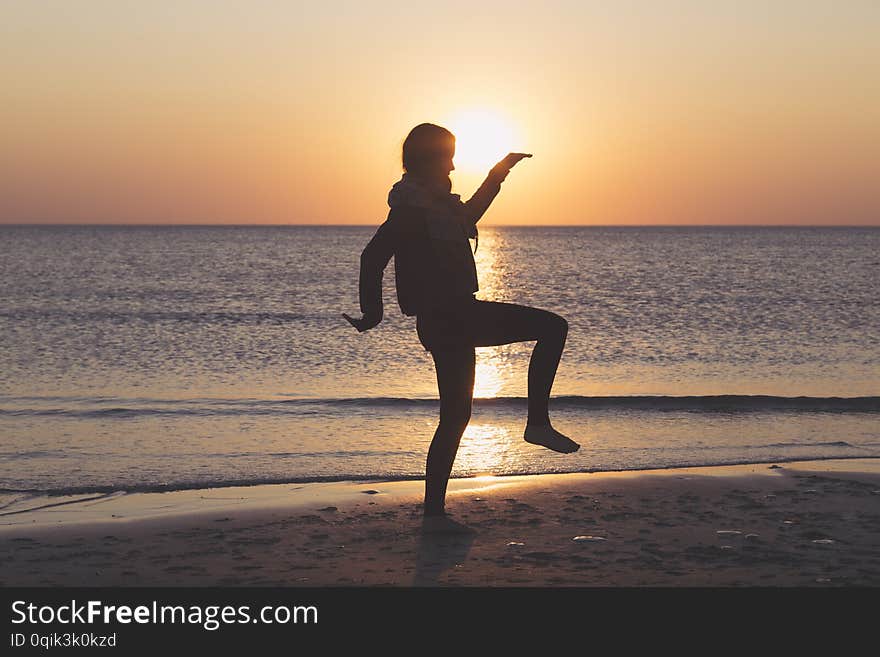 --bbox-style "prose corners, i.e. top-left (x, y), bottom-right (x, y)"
top-left (542, 311), bottom-right (568, 339)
